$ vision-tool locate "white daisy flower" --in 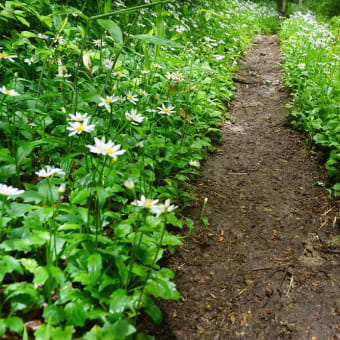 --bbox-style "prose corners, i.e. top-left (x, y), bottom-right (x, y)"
top-left (0, 52), bottom-right (17, 62)
top-left (103, 59), bottom-right (113, 69)
top-left (68, 112), bottom-right (89, 122)
top-left (141, 69), bottom-right (150, 74)
top-left (166, 72), bottom-right (175, 80)
top-left (24, 57), bottom-right (35, 65)
top-left (99, 95), bottom-right (119, 112)
top-left (0, 184), bottom-right (24, 198)
top-left (157, 103), bottom-right (175, 116)
top-left (152, 63), bottom-right (163, 69)
top-left (37, 33), bottom-right (48, 39)
top-left (125, 109), bottom-right (145, 125)
top-left (54, 35), bottom-right (65, 45)
top-left (87, 137), bottom-right (126, 160)
top-left (126, 92), bottom-right (139, 104)
top-left (35, 166), bottom-right (65, 178)
top-left (189, 160), bottom-right (200, 167)
top-left (298, 63), bottom-right (306, 70)
top-left (0, 86), bottom-right (19, 97)
top-left (93, 39), bottom-right (106, 48)
top-left (131, 195), bottom-right (159, 209)
top-left (58, 183), bottom-right (66, 193)
top-left (124, 178), bottom-right (135, 190)
top-left (67, 118), bottom-right (95, 136)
